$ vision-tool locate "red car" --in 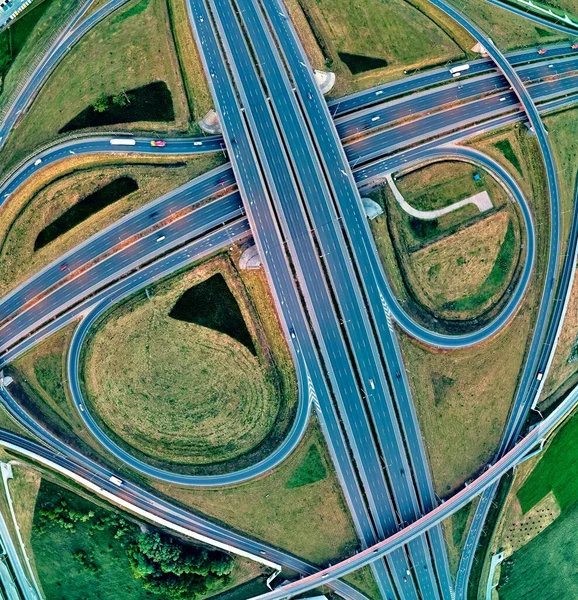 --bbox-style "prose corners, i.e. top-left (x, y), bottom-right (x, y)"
top-left (572, 43), bottom-right (578, 50)
top-left (538, 48), bottom-right (547, 55)
top-left (150, 140), bottom-right (166, 147)
top-left (59, 263), bottom-right (68, 271)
